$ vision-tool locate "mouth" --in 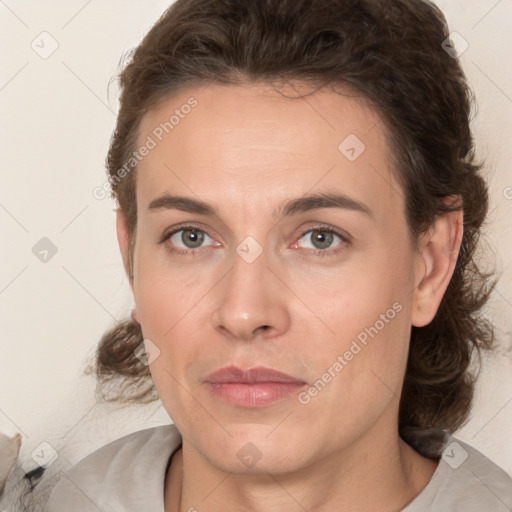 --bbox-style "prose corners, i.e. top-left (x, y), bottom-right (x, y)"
top-left (204, 366), bottom-right (307, 407)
